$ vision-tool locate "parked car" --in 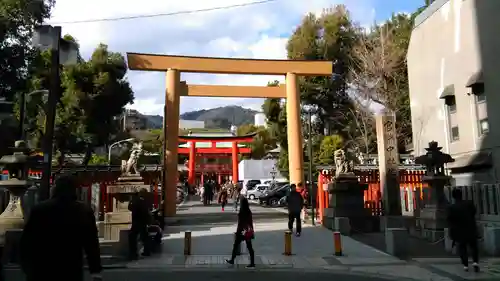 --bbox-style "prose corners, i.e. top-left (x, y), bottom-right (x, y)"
top-left (241, 179), bottom-right (261, 196)
top-left (246, 184), bottom-right (271, 200)
top-left (258, 184), bottom-right (290, 207)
